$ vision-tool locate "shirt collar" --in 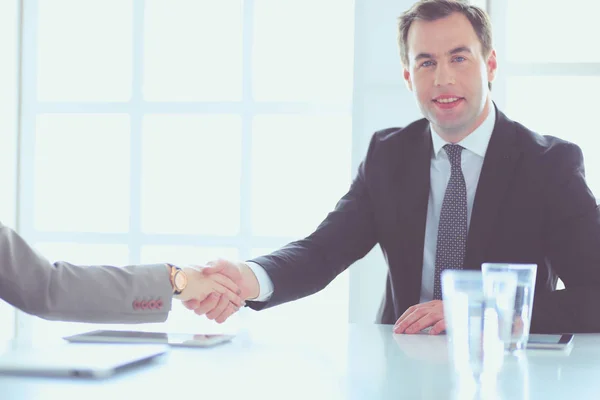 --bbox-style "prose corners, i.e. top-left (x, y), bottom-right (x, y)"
top-left (430, 105), bottom-right (496, 159)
